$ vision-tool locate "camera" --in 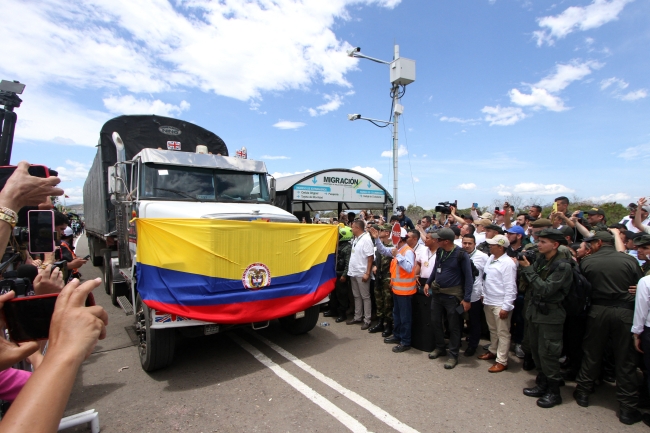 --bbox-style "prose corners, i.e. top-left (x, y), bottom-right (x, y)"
top-left (435, 201), bottom-right (453, 214)
top-left (0, 277), bottom-right (31, 297)
top-left (517, 249), bottom-right (537, 263)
